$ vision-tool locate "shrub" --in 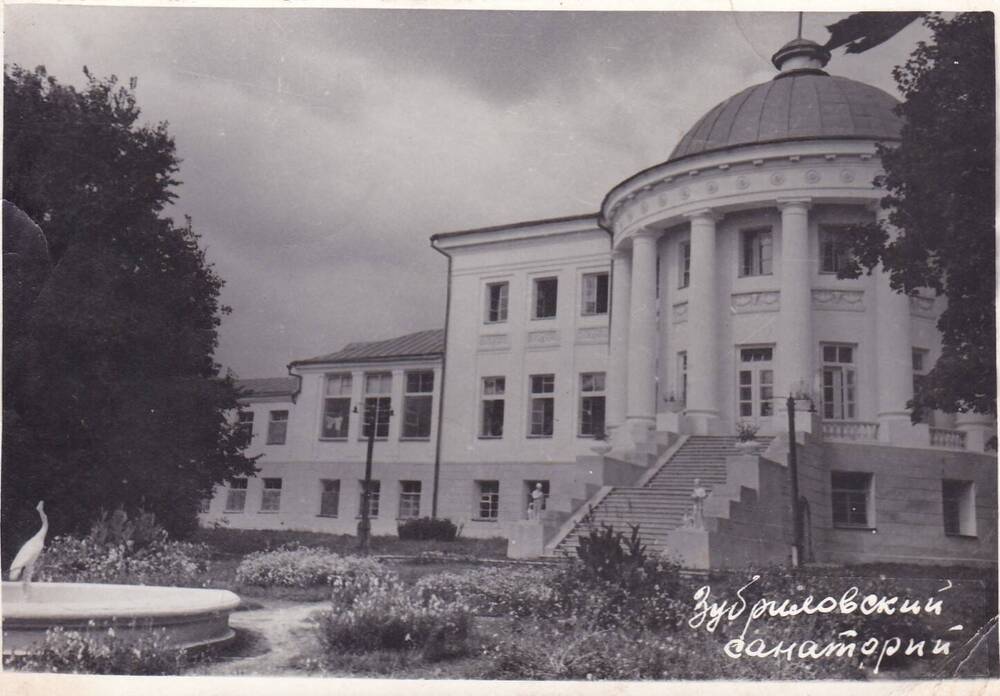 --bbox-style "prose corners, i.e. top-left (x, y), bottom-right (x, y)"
top-left (88, 506), bottom-right (168, 551)
top-left (3, 626), bottom-right (186, 675)
top-left (414, 566), bottom-right (560, 617)
top-left (235, 545), bottom-right (396, 591)
top-left (35, 534), bottom-right (209, 587)
top-left (321, 582), bottom-right (473, 661)
top-left (575, 523), bottom-right (648, 586)
top-left (397, 517), bottom-right (459, 541)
